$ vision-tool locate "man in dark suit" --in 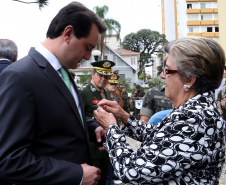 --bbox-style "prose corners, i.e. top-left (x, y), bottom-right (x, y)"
top-left (0, 2), bottom-right (107, 185)
top-left (0, 39), bottom-right (18, 185)
top-left (0, 39), bottom-right (18, 73)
